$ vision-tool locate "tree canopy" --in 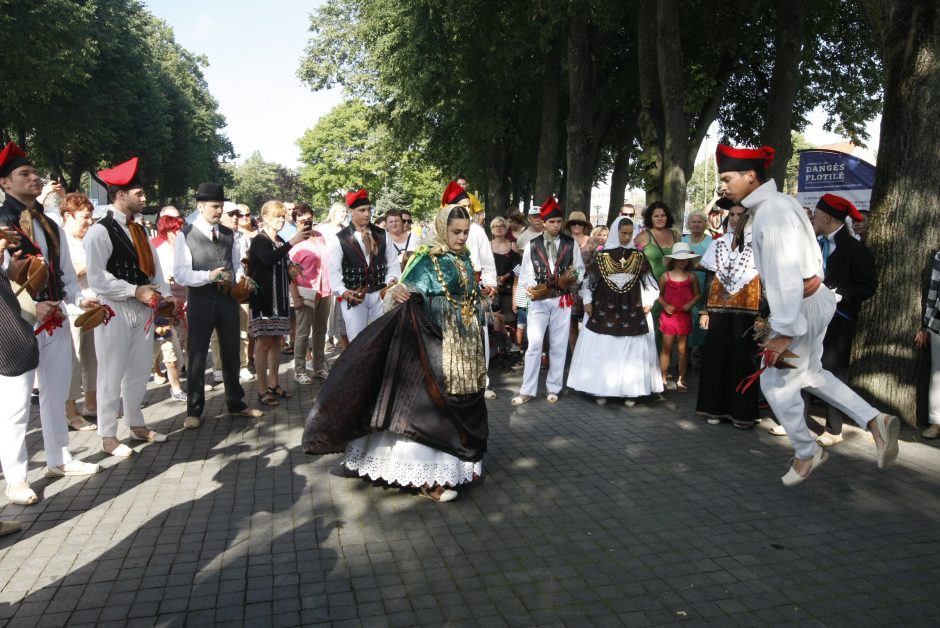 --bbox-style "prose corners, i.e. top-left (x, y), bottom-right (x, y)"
top-left (0, 0), bottom-right (232, 202)
top-left (298, 0), bottom-right (883, 217)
